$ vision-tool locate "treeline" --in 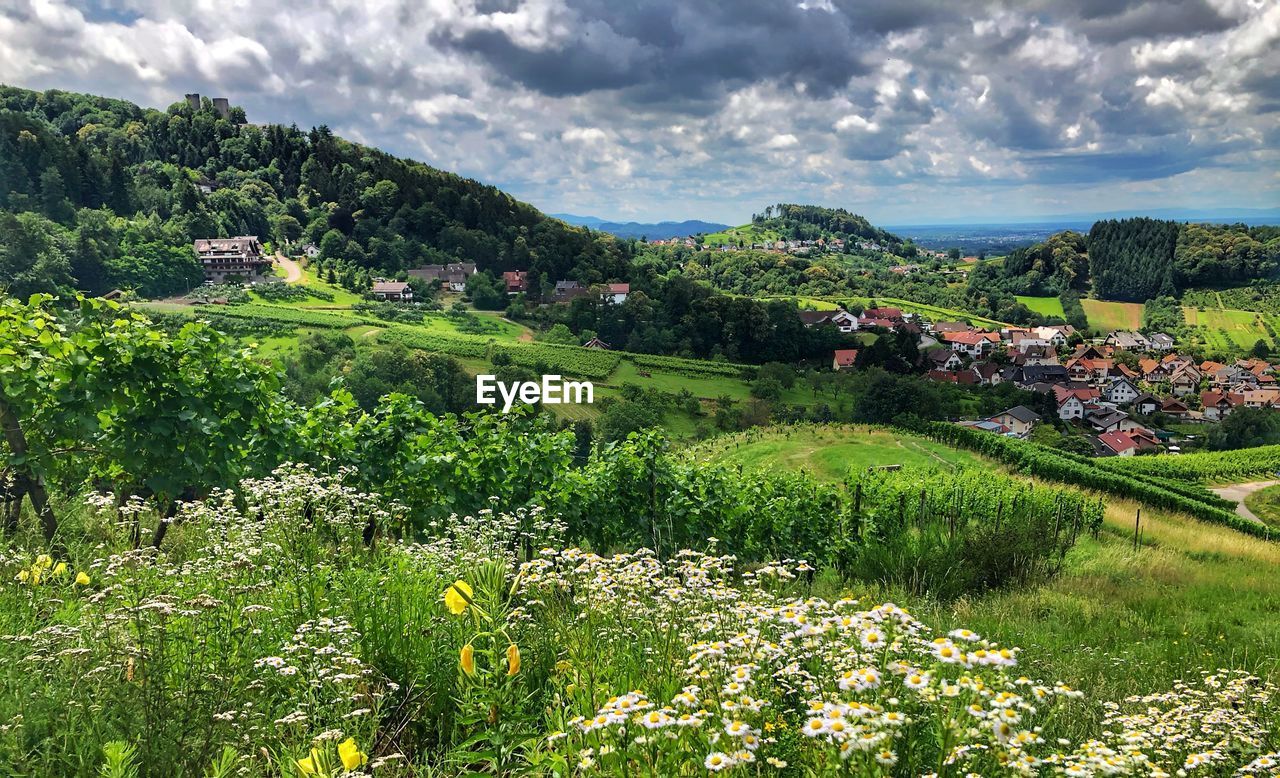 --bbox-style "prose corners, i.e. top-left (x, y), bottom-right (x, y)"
top-left (0, 85), bottom-right (628, 297)
top-left (513, 275), bottom-right (865, 364)
top-left (750, 203), bottom-right (905, 251)
top-left (986, 219), bottom-right (1280, 304)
